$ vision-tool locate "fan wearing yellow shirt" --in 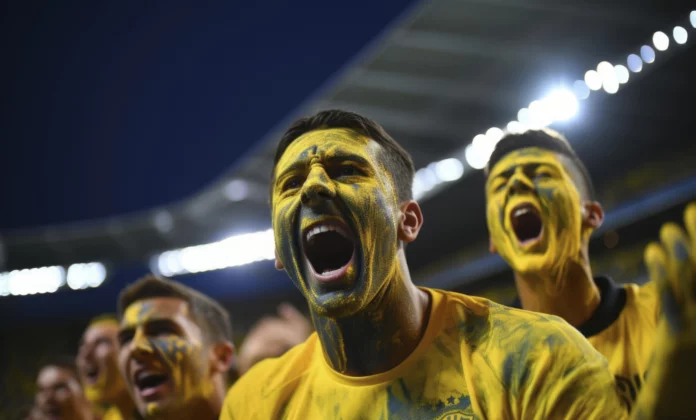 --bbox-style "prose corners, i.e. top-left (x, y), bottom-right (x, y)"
top-left (483, 128), bottom-right (660, 411)
top-left (76, 315), bottom-right (136, 420)
top-left (221, 109), bottom-right (627, 420)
